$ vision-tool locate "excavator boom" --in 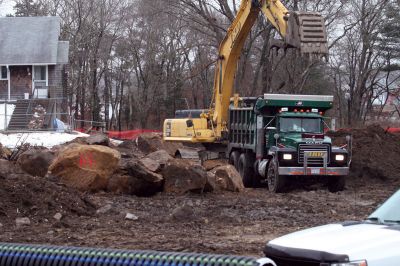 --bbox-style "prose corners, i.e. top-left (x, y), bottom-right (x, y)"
top-left (163, 0), bottom-right (328, 144)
